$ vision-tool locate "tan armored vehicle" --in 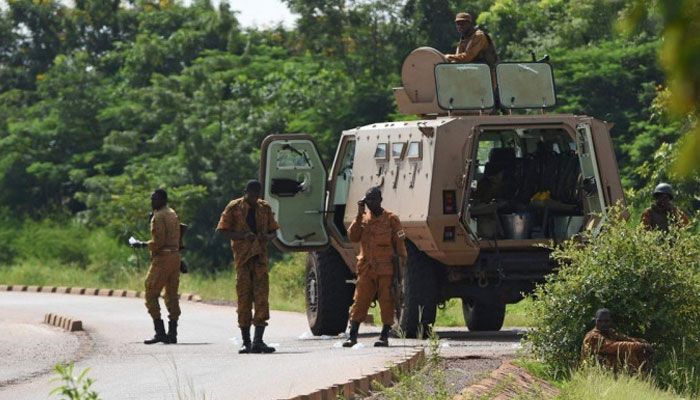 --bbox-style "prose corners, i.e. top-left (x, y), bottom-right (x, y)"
top-left (260, 48), bottom-right (624, 337)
